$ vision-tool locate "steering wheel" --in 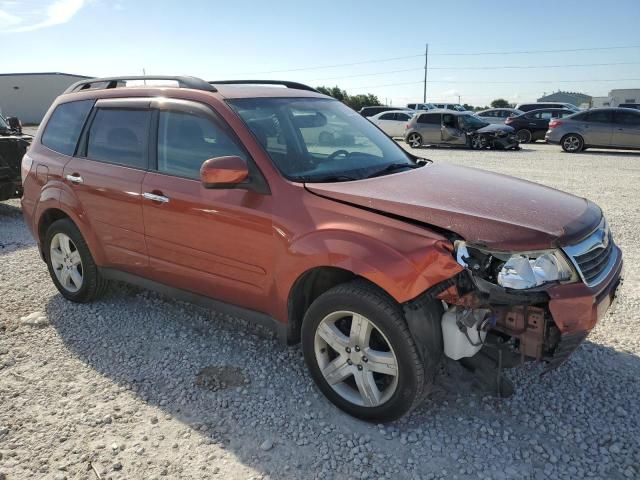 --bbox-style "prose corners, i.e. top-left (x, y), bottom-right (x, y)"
top-left (327, 149), bottom-right (350, 161)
